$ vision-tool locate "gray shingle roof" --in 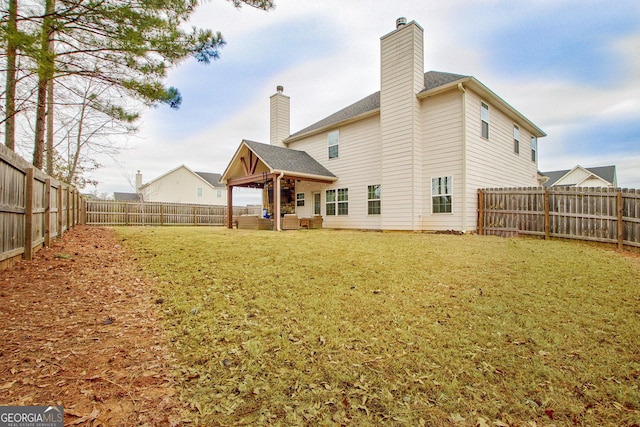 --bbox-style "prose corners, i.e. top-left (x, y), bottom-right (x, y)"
top-left (114, 192), bottom-right (141, 201)
top-left (244, 140), bottom-right (336, 178)
top-left (288, 71), bottom-right (468, 139)
top-left (195, 172), bottom-right (224, 187)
